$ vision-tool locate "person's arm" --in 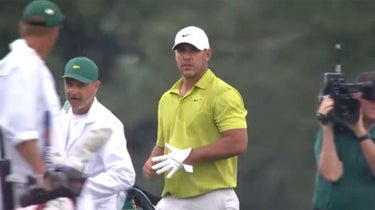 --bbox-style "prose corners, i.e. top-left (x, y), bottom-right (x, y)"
top-left (316, 97), bottom-right (343, 182)
top-left (143, 146), bottom-right (164, 180)
top-left (183, 88), bottom-right (248, 164)
top-left (347, 109), bottom-right (375, 176)
top-left (184, 128), bottom-right (247, 165)
top-left (317, 125), bottom-right (343, 181)
top-left (5, 61), bottom-right (46, 176)
top-left (17, 139), bottom-right (45, 174)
